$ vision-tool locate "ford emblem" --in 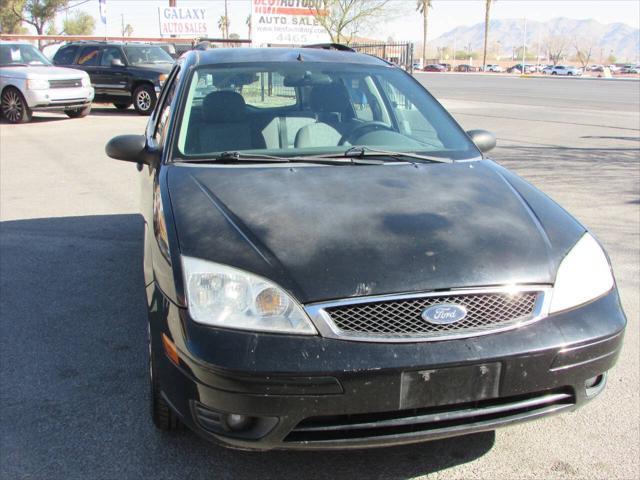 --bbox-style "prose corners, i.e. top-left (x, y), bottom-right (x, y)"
top-left (421, 304), bottom-right (468, 325)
